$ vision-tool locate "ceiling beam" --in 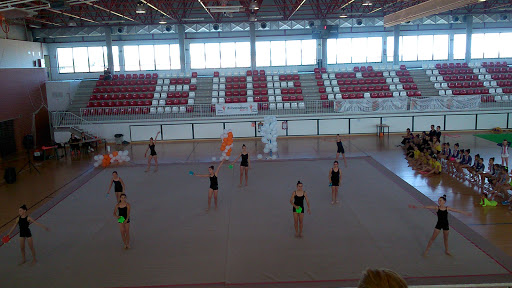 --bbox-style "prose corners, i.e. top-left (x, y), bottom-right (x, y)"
top-left (384, 0), bottom-right (481, 27)
top-left (287, 0), bottom-right (307, 19)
